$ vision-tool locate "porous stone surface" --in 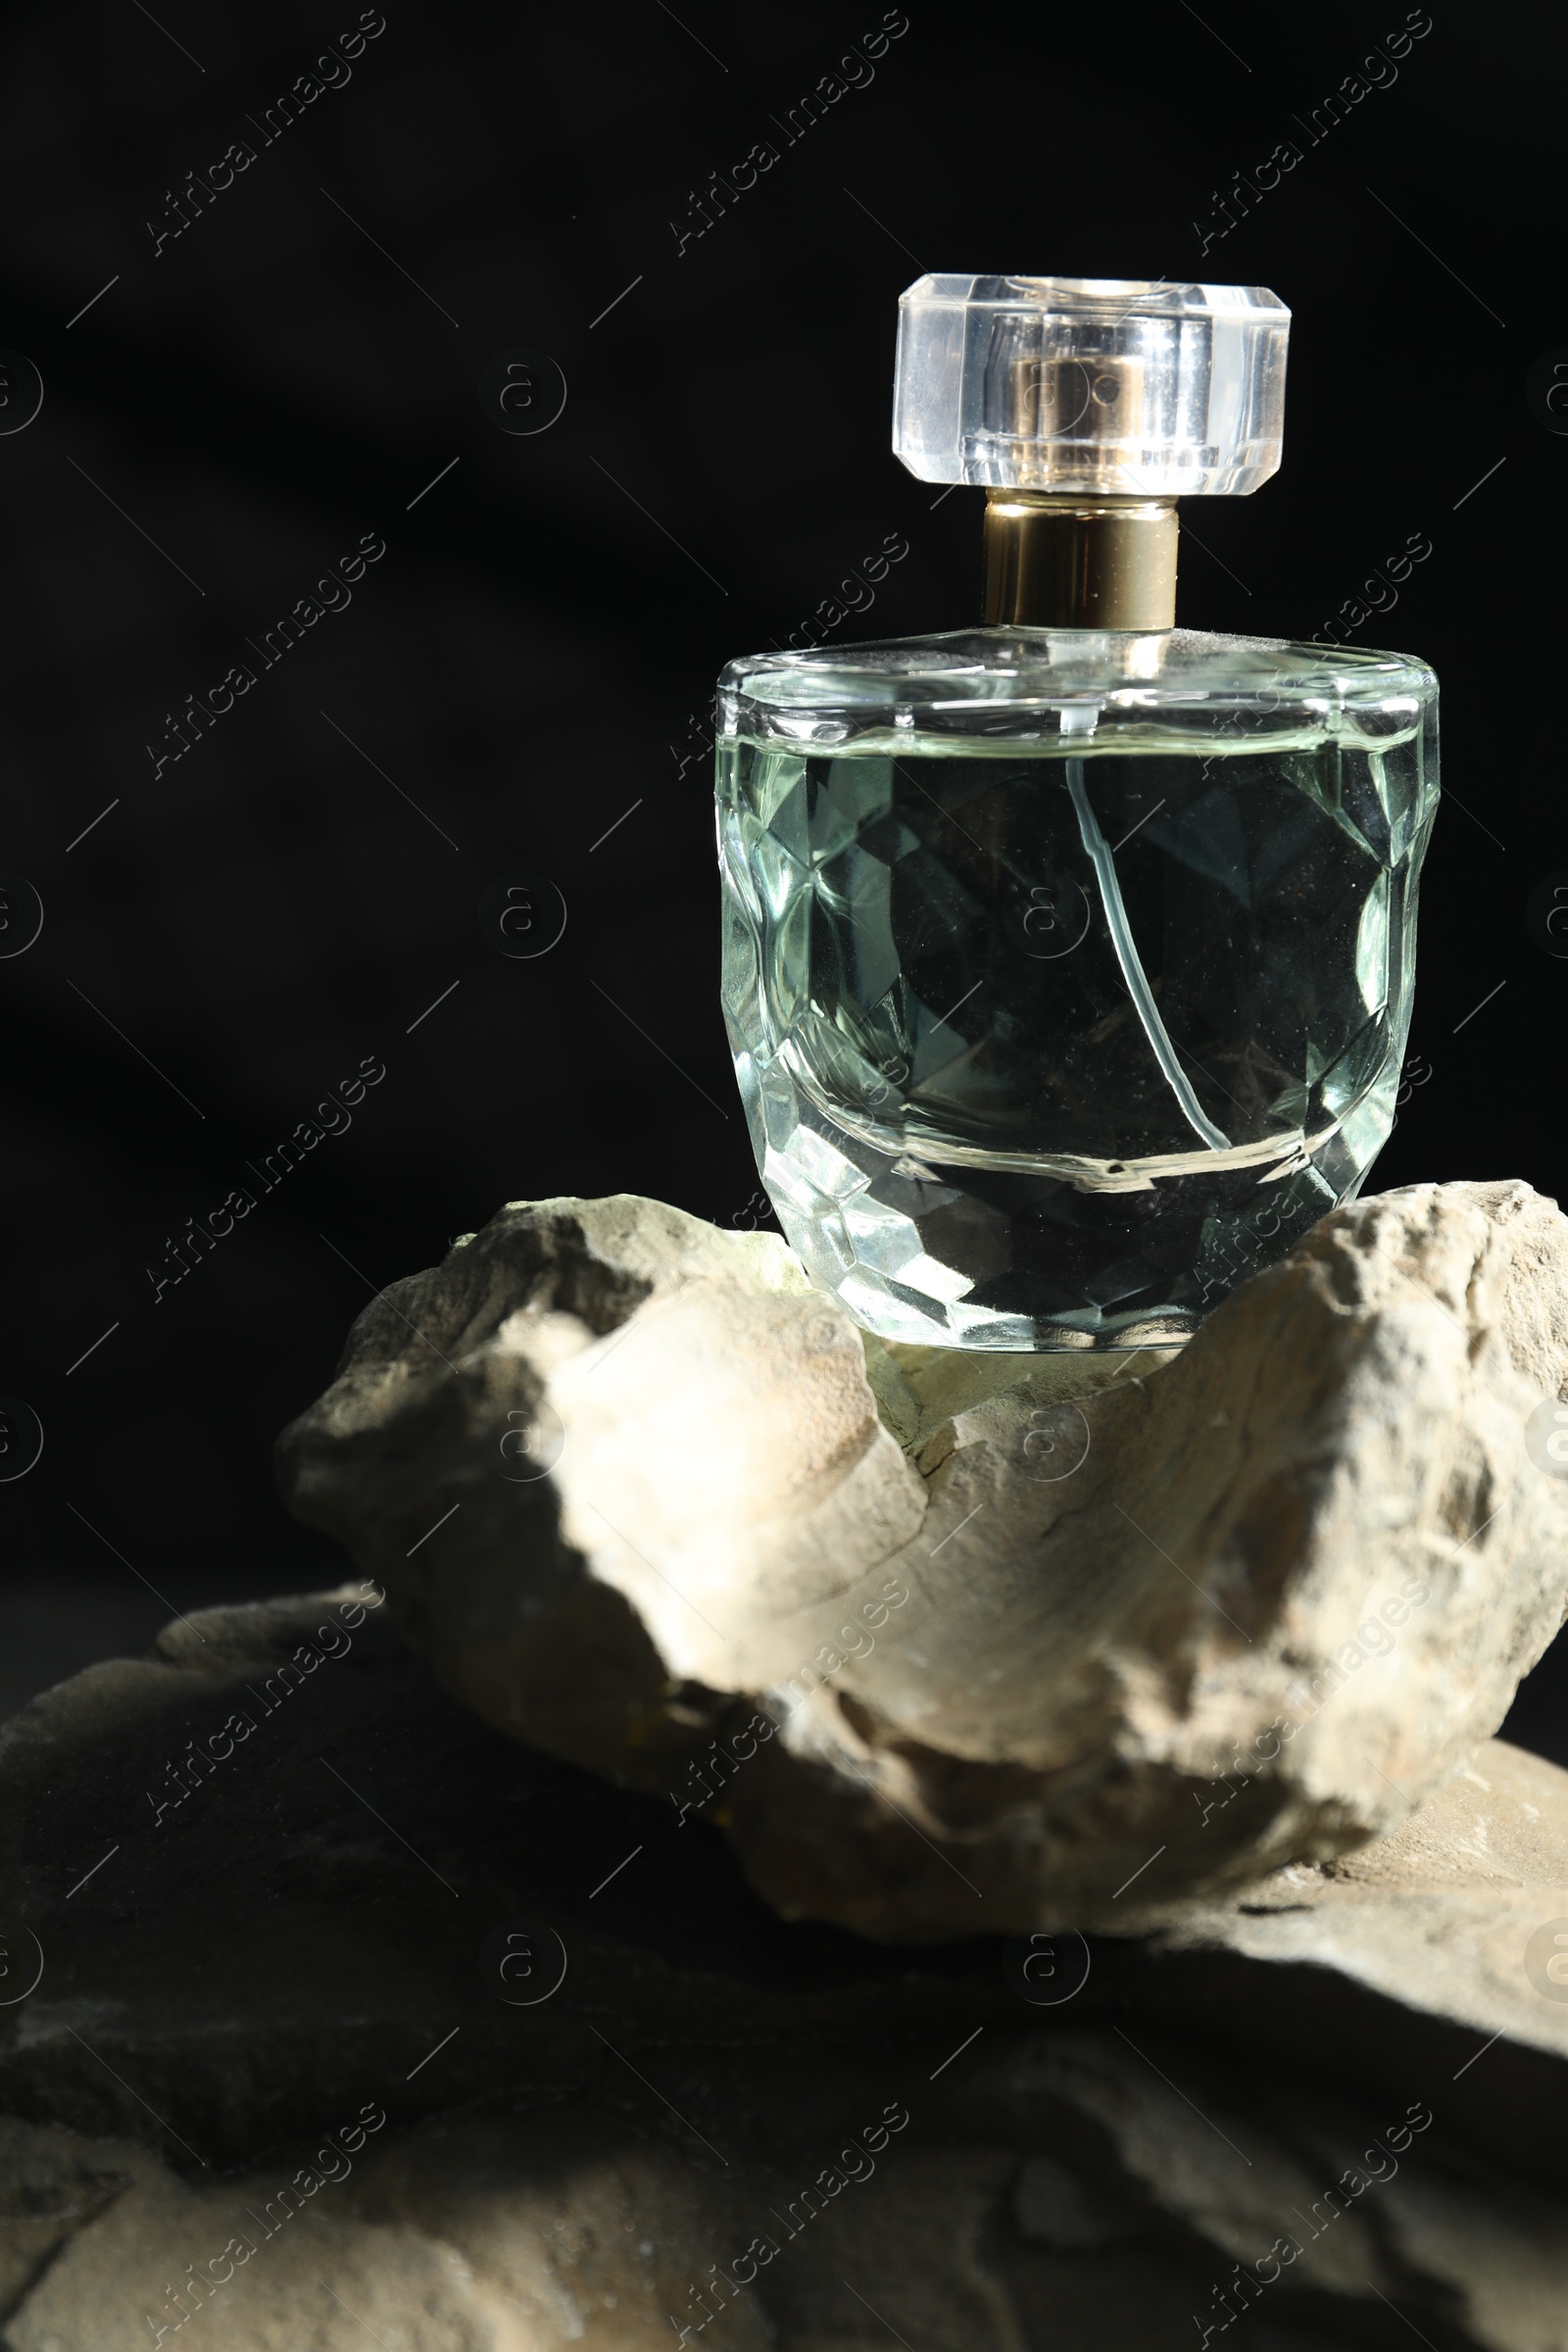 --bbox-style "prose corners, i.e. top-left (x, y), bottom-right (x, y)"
top-left (275, 1183), bottom-right (1568, 1936)
top-left (2, 1589), bottom-right (1567, 2349)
